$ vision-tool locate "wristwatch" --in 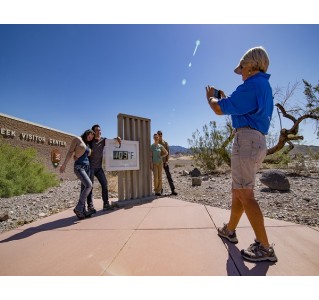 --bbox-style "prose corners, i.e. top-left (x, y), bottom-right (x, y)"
top-left (208, 97), bottom-right (214, 104)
